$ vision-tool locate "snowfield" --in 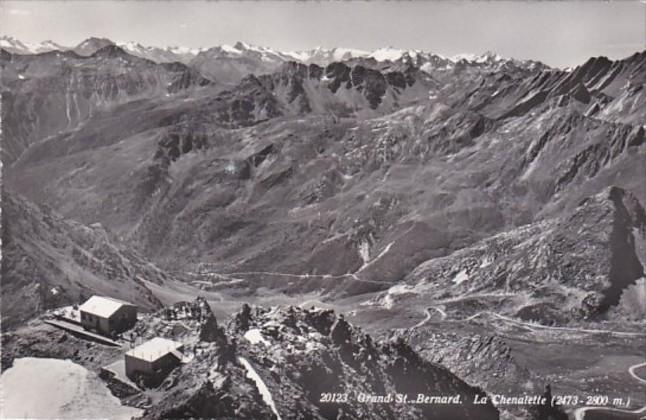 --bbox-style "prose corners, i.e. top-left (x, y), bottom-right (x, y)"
top-left (0, 357), bottom-right (142, 419)
top-left (238, 357), bottom-right (282, 420)
top-left (244, 328), bottom-right (271, 346)
top-left (452, 269), bottom-right (469, 285)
